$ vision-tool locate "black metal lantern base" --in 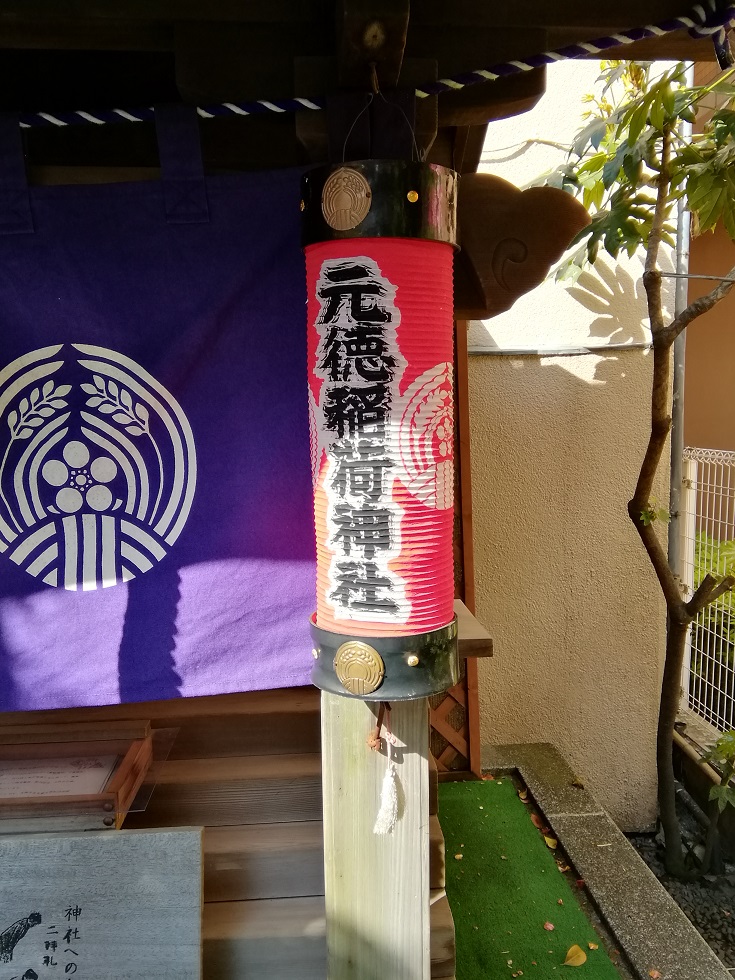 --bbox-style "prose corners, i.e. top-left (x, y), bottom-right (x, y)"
top-left (310, 616), bottom-right (459, 701)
